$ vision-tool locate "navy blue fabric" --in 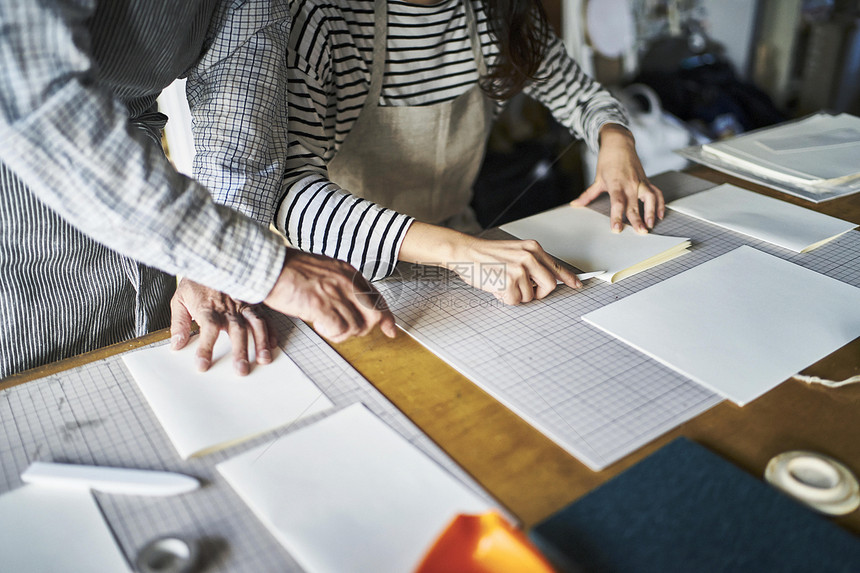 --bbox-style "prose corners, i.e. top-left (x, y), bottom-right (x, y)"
top-left (529, 438), bottom-right (860, 573)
